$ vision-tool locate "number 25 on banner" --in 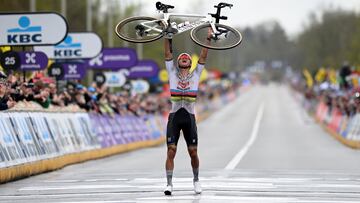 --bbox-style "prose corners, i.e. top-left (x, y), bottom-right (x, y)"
top-left (0, 51), bottom-right (21, 70)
